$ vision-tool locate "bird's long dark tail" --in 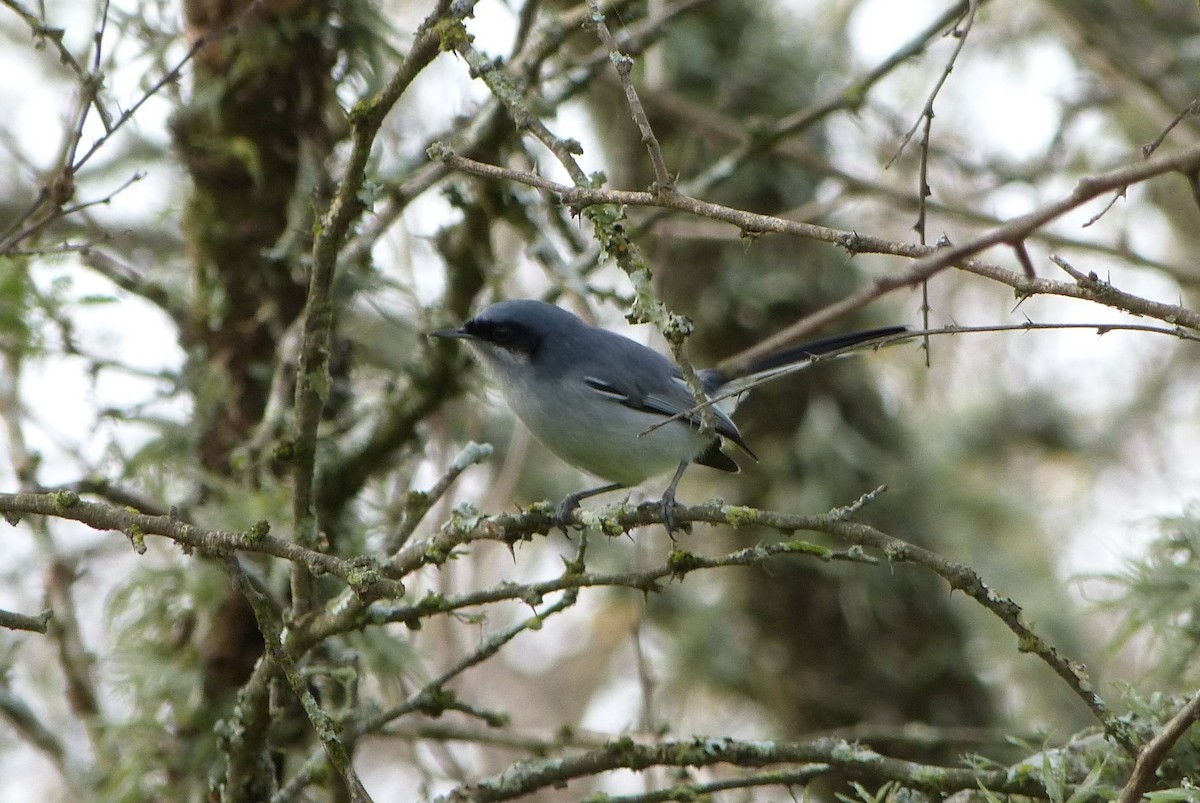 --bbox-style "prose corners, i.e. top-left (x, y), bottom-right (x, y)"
top-left (744, 325), bottom-right (908, 375)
